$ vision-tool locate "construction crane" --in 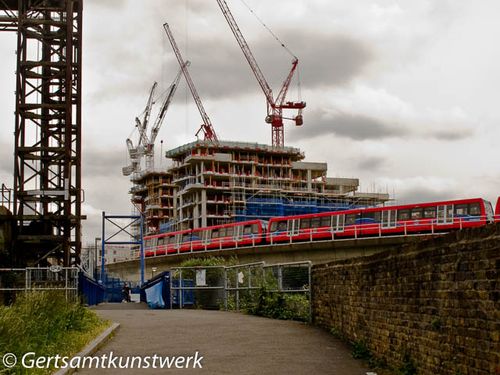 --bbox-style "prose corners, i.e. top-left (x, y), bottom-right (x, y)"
top-left (123, 66), bottom-right (184, 176)
top-left (163, 23), bottom-right (219, 144)
top-left (216, 0), bottom-right (306, 148)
